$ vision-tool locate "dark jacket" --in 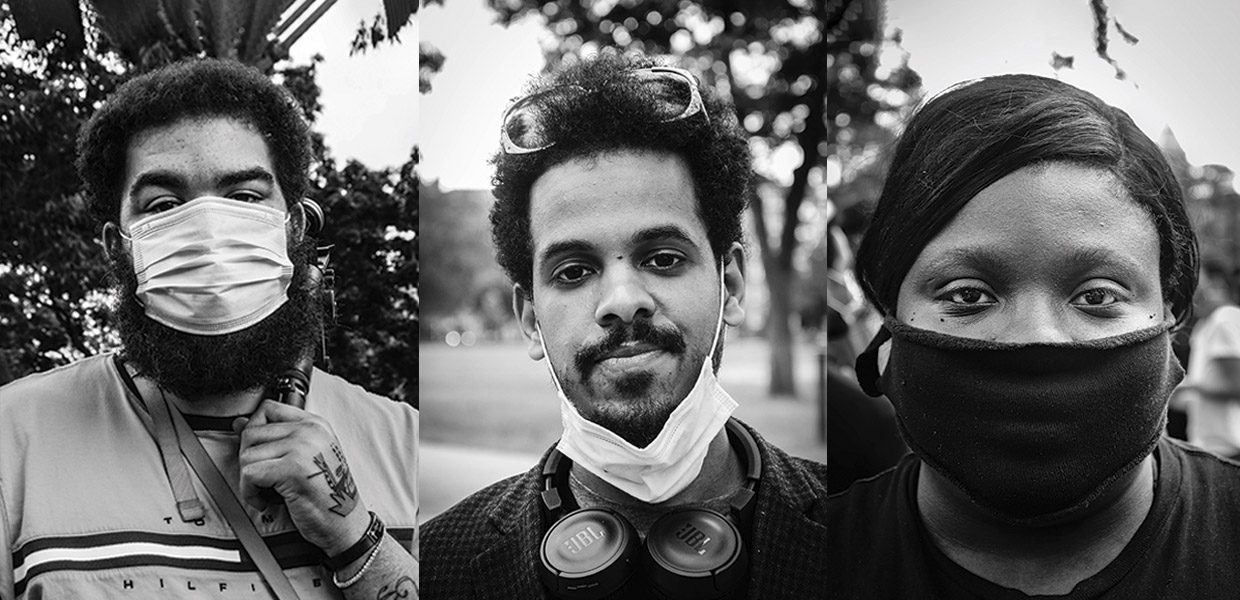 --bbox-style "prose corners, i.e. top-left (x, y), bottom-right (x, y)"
top-left (422, 421), bottom-right (828, 599)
